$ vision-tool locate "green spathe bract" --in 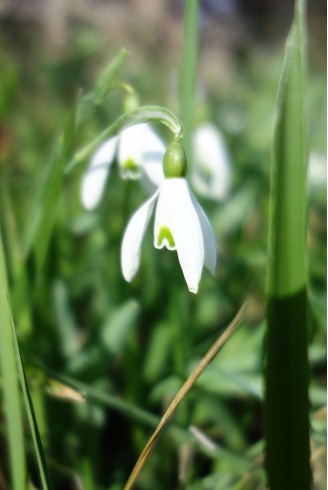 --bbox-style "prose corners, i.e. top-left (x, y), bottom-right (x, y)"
top-left (163, 141), bottom-right (187, 178)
